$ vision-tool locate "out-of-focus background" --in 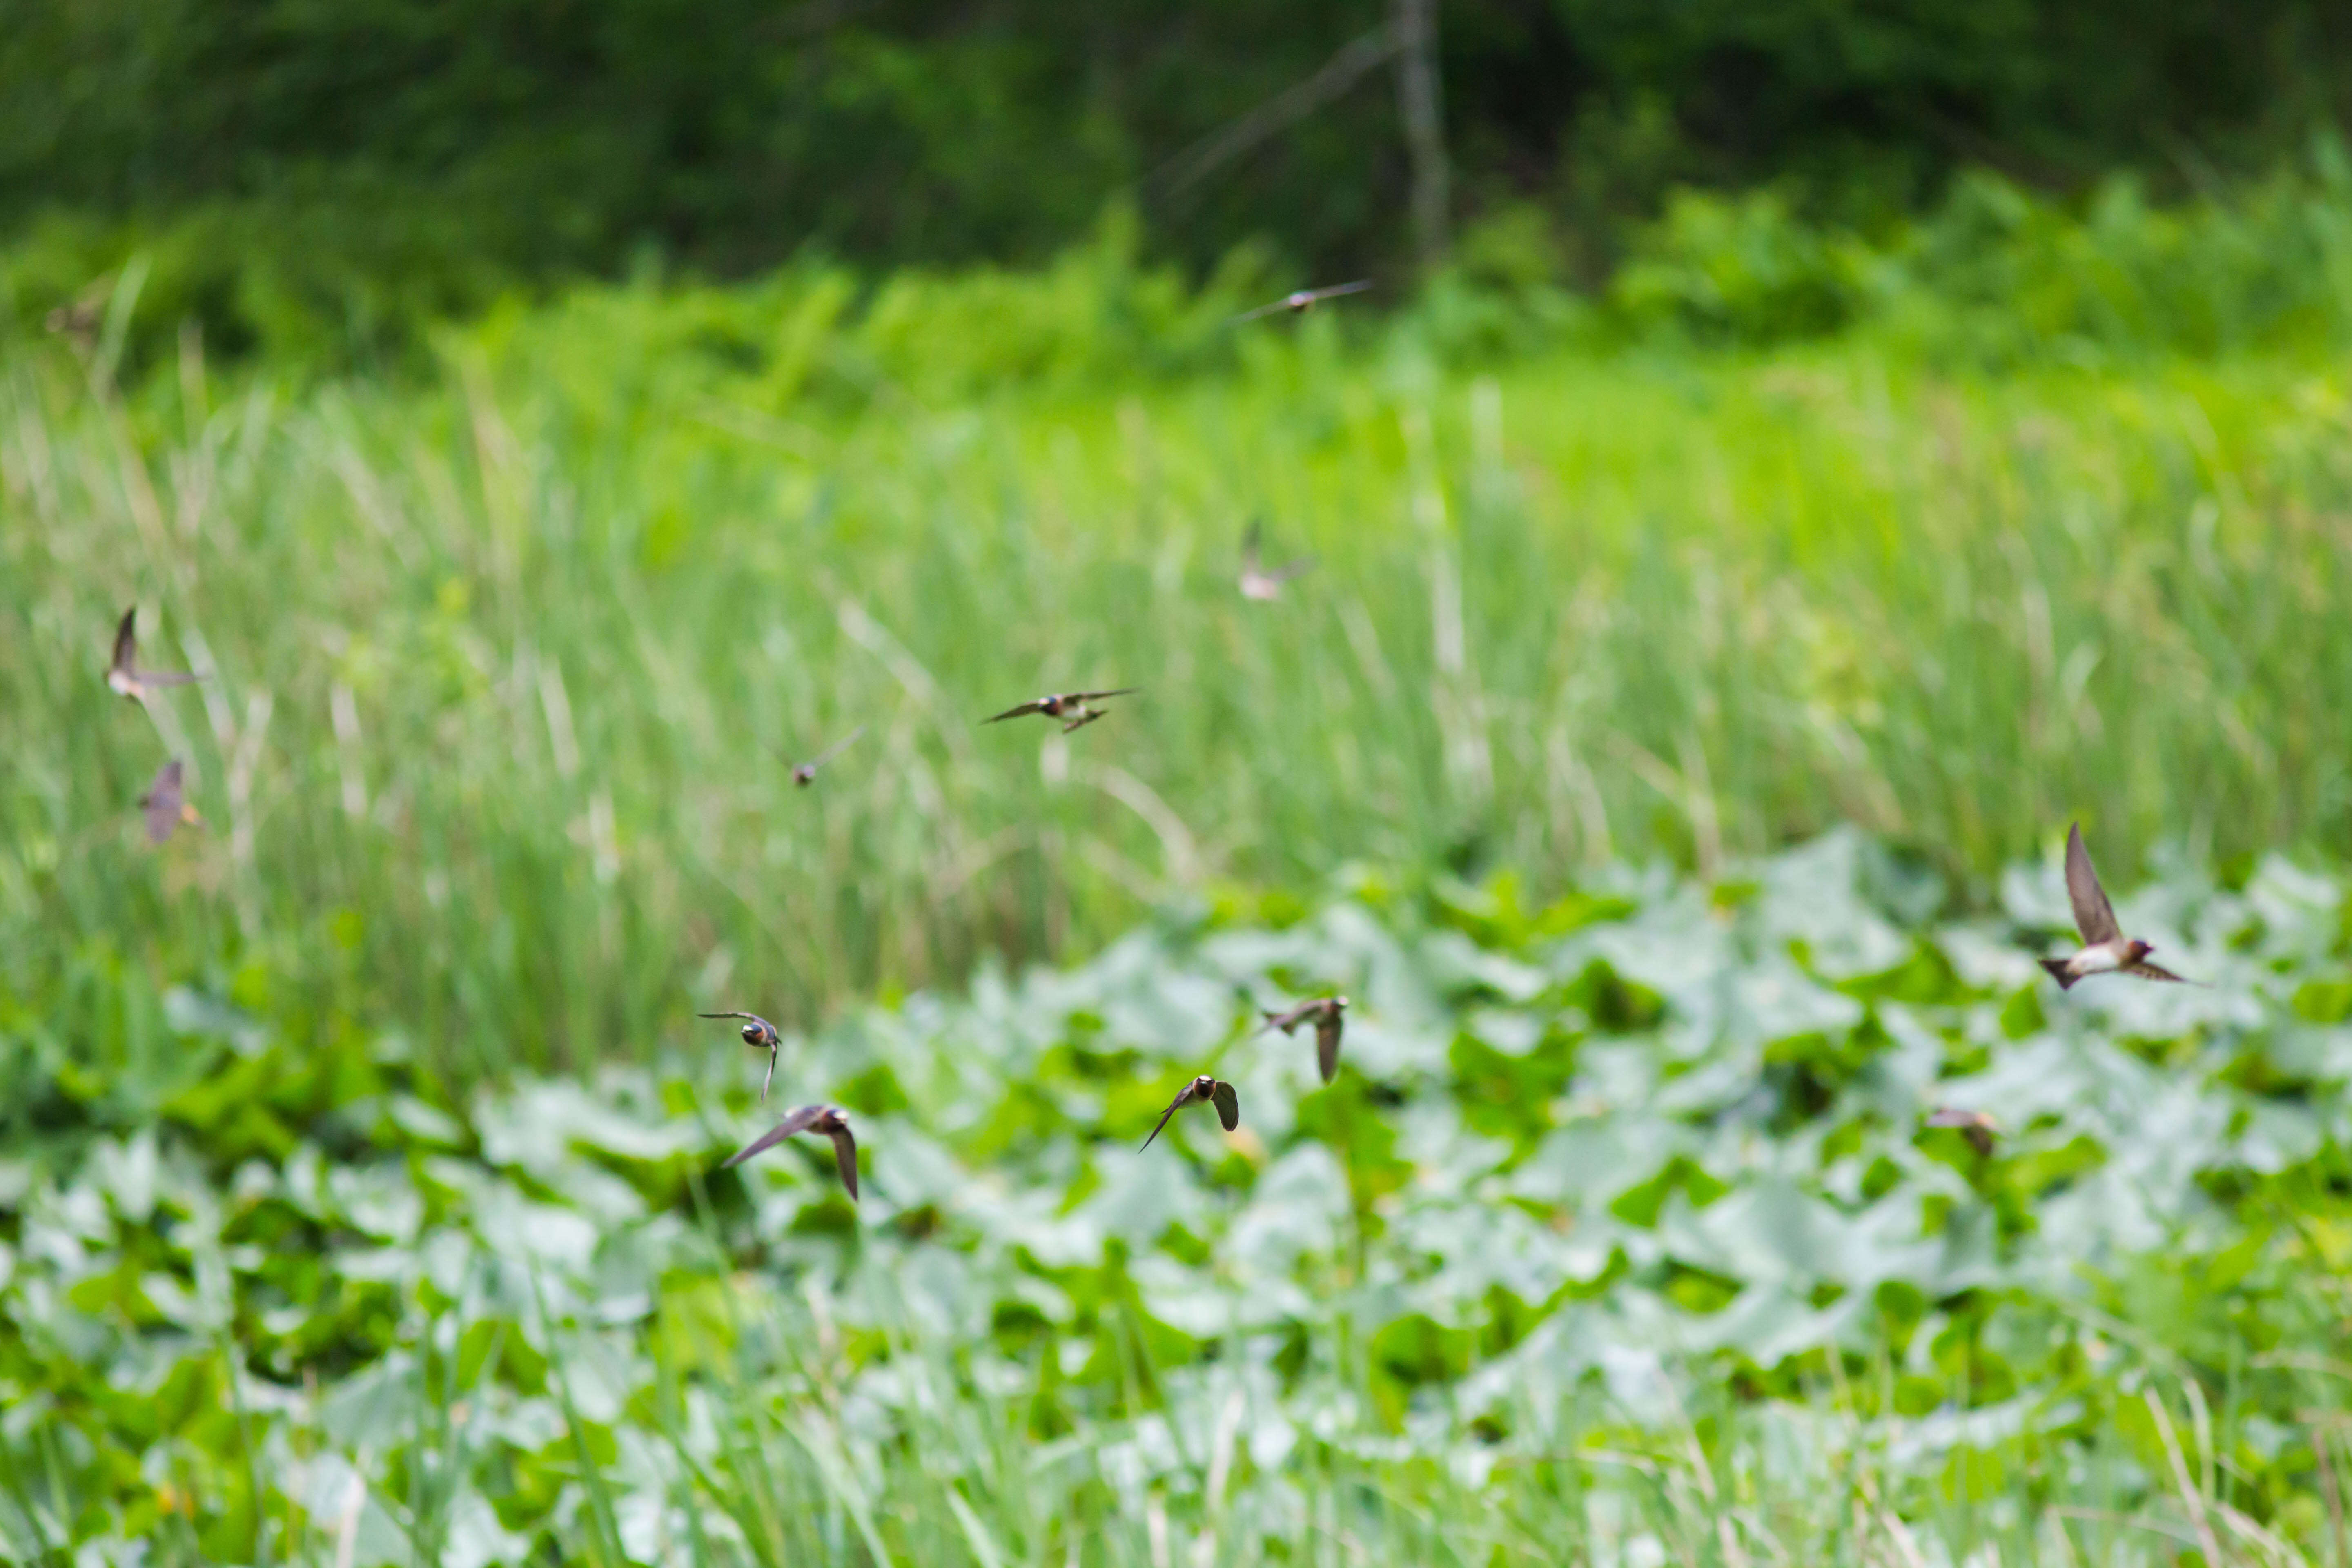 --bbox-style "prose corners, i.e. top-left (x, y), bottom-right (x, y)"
top-left (8, 6), bottom-right (2352, 1565)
